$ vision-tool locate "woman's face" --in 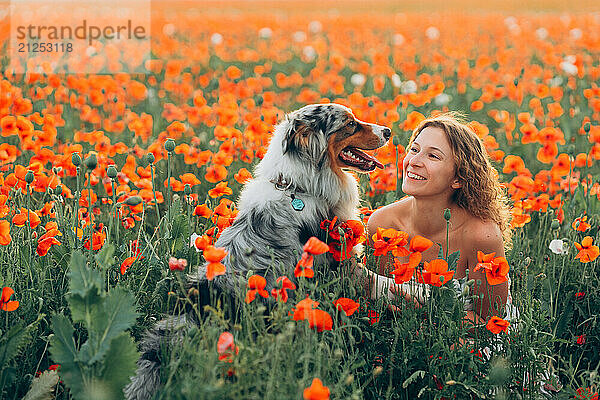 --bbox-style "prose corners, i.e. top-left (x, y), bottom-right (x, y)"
top-left (402, 126), bottom-right (460, 198)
